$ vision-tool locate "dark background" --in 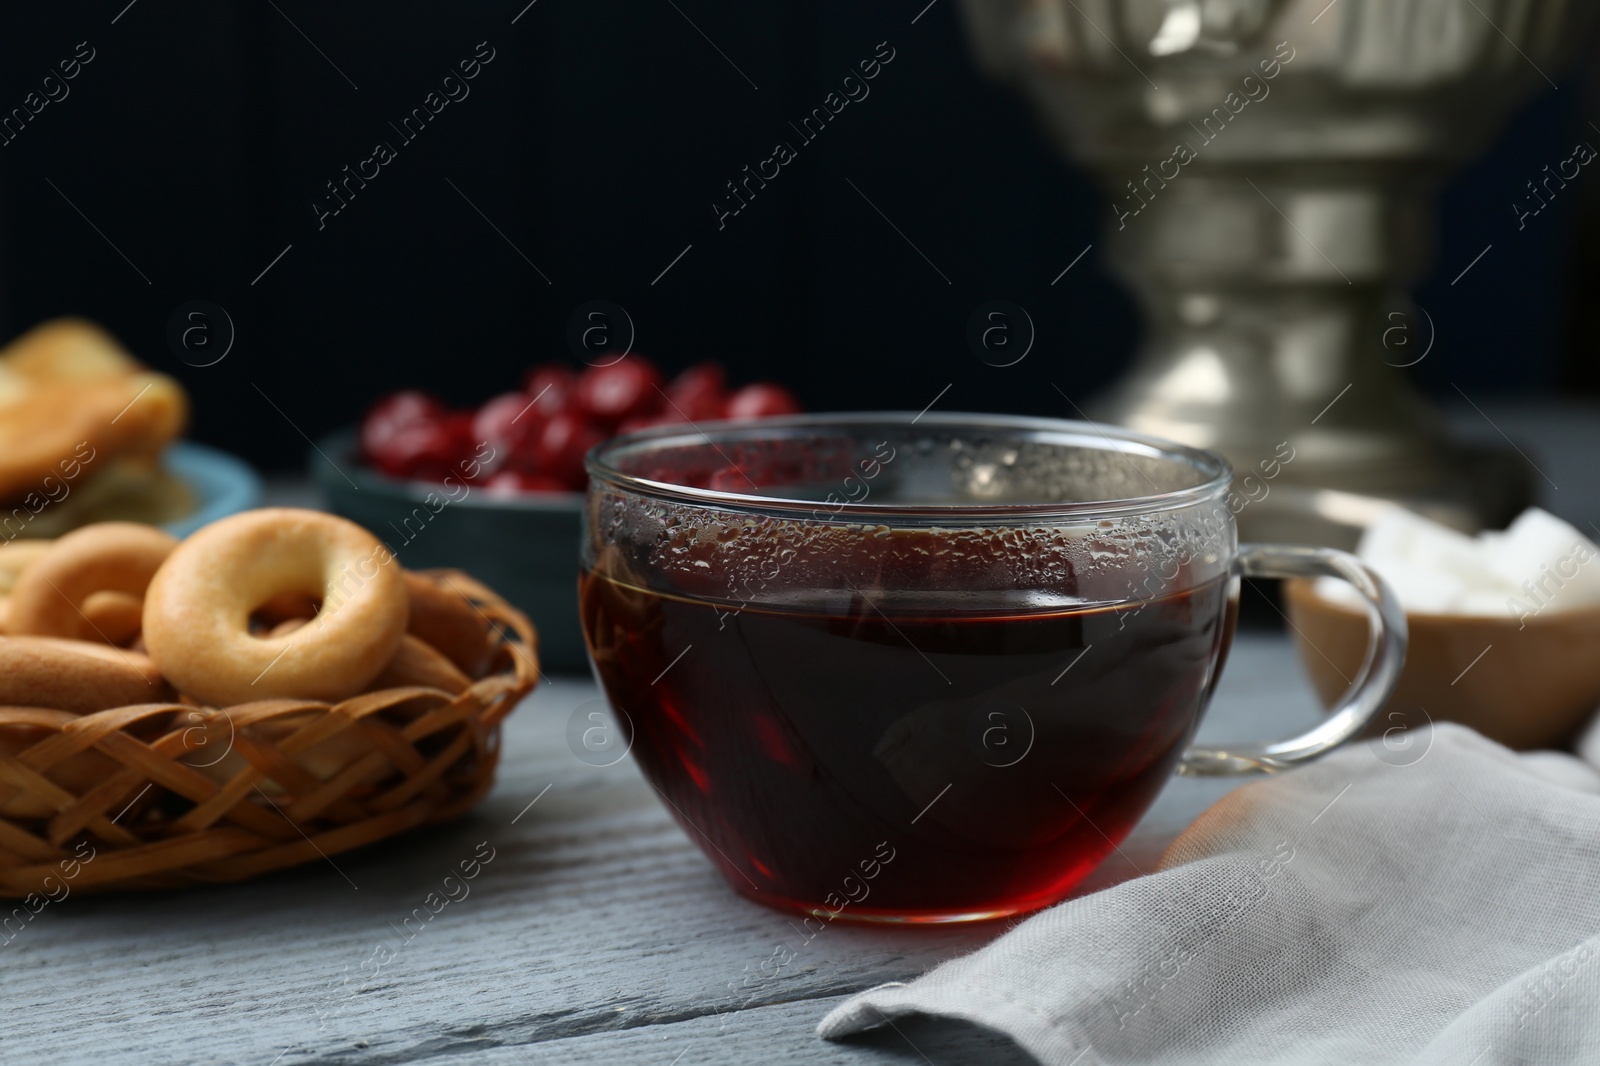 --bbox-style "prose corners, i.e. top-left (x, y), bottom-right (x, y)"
top-left (0, 1), bottom-right (1594, 472)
